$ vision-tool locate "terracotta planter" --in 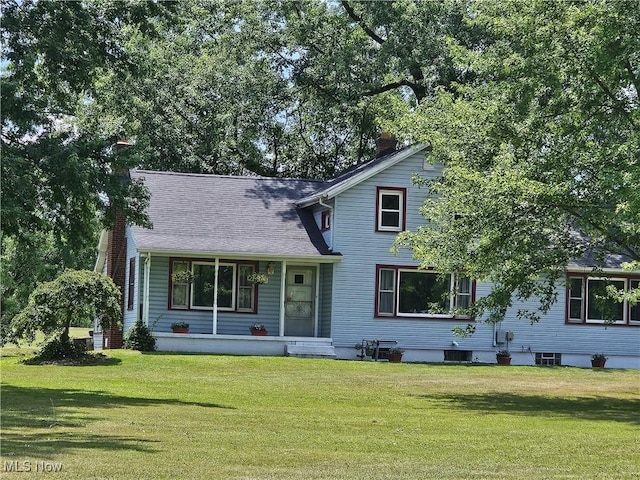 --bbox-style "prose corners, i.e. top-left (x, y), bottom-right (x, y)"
top-left (251, 329), bottom-right (268, 336)
top-left (591, 358), bottom-right (606, 368)
top-left (387, 352), bottom-right (403, 363)
top-left (172, 327), bottom-right (189, 334)
top-left (496, 356), bottom-right (511, 365)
